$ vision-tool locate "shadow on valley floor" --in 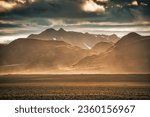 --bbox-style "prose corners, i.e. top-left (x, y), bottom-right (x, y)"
top-left (0, 74), bottom-right (150, 100)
